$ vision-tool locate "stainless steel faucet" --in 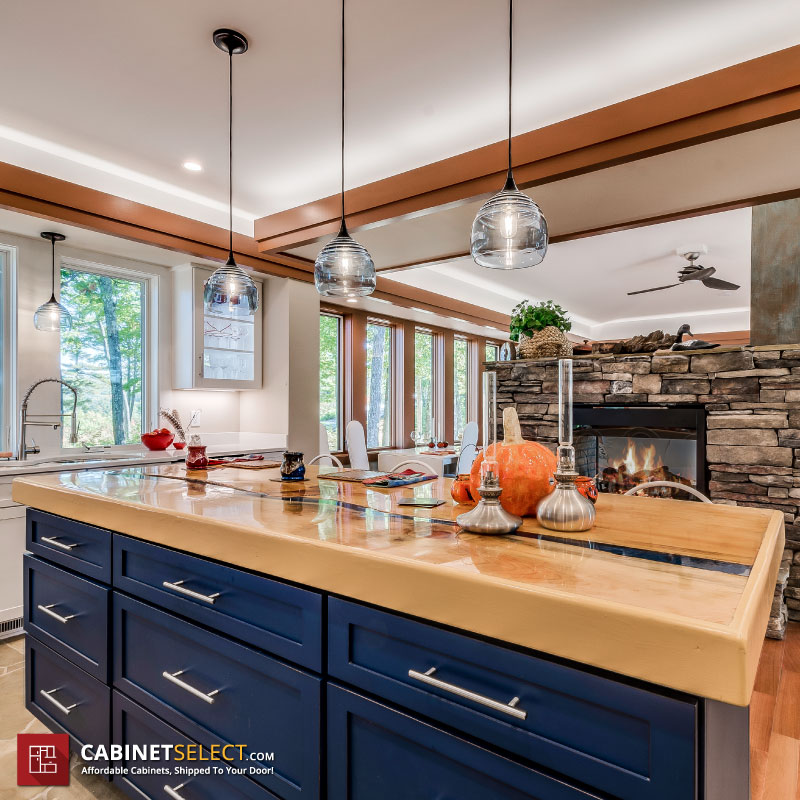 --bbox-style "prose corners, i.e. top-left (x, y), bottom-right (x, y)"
top-left (17, 378), bottom-right (79, 460)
